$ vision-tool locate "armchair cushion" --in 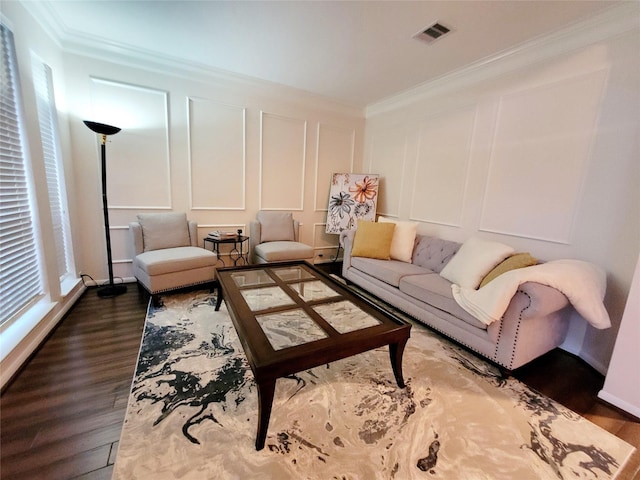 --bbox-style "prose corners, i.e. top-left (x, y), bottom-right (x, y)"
top-left (254, 241), bottom-right (314, 263)
top-left (135, 246), bottom-right (215, 276)
top-left (137, 213), bottom-right (190, 251)
top-left (256, 211), bottom-right (295, 242)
